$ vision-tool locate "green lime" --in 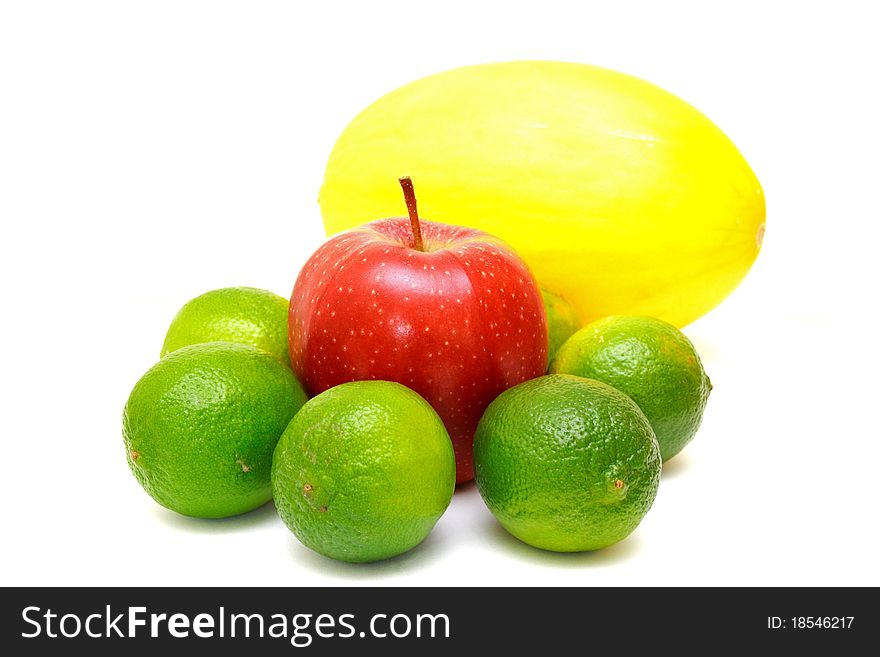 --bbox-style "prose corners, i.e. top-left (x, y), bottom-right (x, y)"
top-left (272, 381), bottom-right (455, 563)
top-left (161, 287), bottom-right (290, 363)
top-left (541, 288), bottom-right (580, 367)
top-left (123, 342), bottom-right (307, 518)
top-left (474, 374), bottom-right (660, 552)
top-left (550, 315), bottom-right (712, 461)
